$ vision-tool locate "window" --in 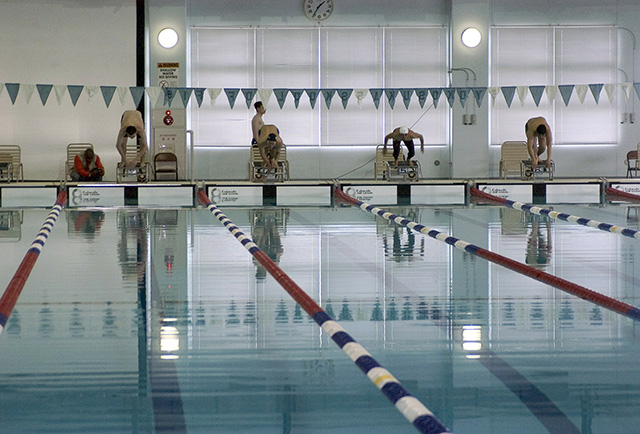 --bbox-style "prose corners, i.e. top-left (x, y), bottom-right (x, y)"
top-left (490, 26), bottom-right (617, 146)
